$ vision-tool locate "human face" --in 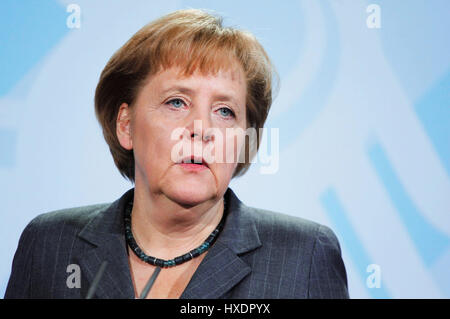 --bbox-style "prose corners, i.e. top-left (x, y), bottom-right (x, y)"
top-left (117, 65), bottom-right (247, 206)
